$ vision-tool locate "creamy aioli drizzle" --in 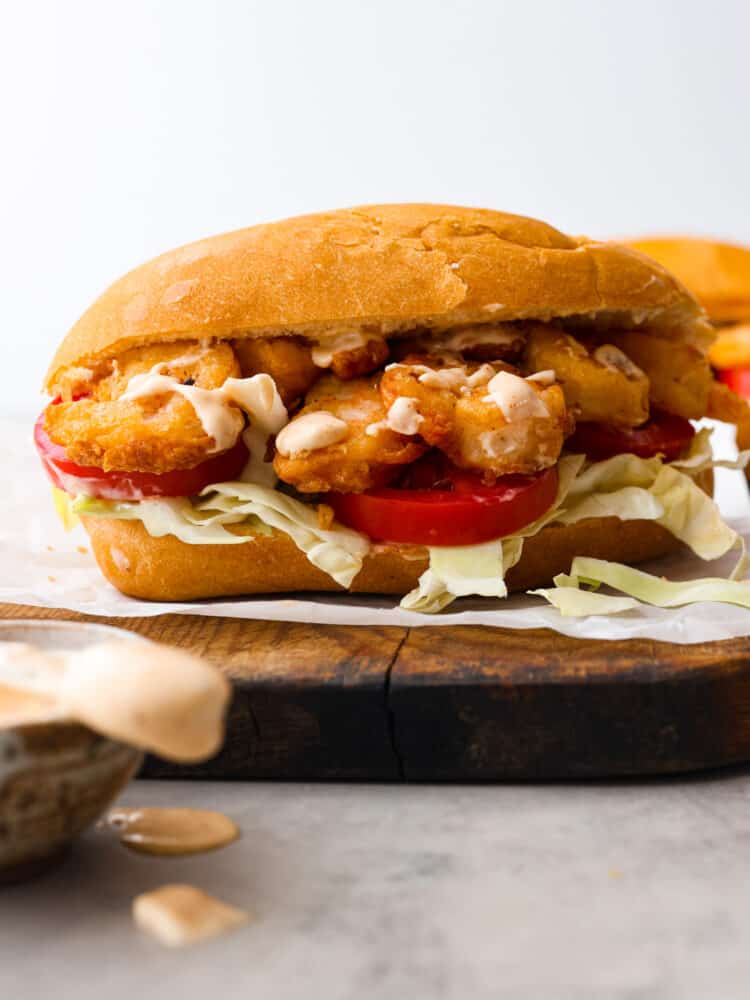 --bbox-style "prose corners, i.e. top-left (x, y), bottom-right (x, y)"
top-left (275, 411), bottom-right (348, 457)
top-left (439, 325), bottom-right (520, 352)
top-left (525, 369), bottom-right (556, 385)
top-left (479, 429), bottom-right (517, 458)
top-left (366, 397), bottom-right (424, 437)
top-left (120, 365), bottom-right (288, 485)
top-left (226, 375), bottom-right (288, 485)
top-left (385, 362), bottom-right (497, 394)
top-left (593, 345), bottom-right (645, 379)
top-left (121, 373), bottom-right (245, 453)
top-left (418, 364), bottom-right (496, 392)
top-left (483, 371), bottom-right (550, 420)
top-left (311, 330), bottom-right (368, 368)
top-left (386, 397), bottom-right (423, 435)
